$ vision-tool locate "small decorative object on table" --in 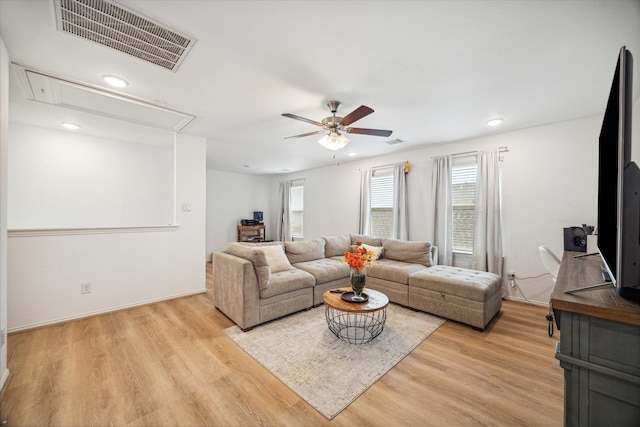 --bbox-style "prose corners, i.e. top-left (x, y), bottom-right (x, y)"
top-left (342, 242), bottom-right (377, 302)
